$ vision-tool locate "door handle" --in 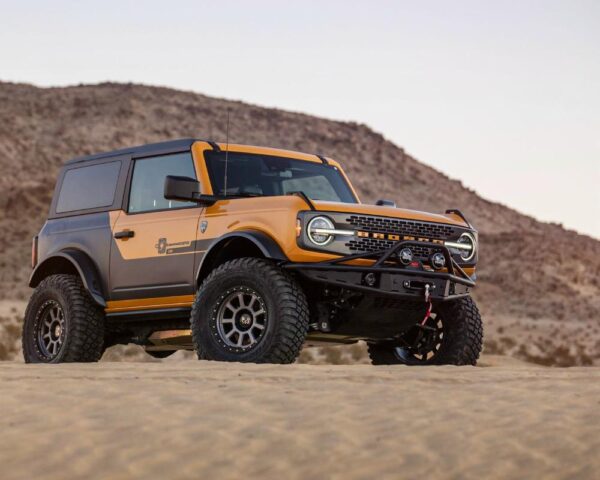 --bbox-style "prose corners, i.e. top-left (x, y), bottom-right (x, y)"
top-left (114, 230), bottom-right (135, 239)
